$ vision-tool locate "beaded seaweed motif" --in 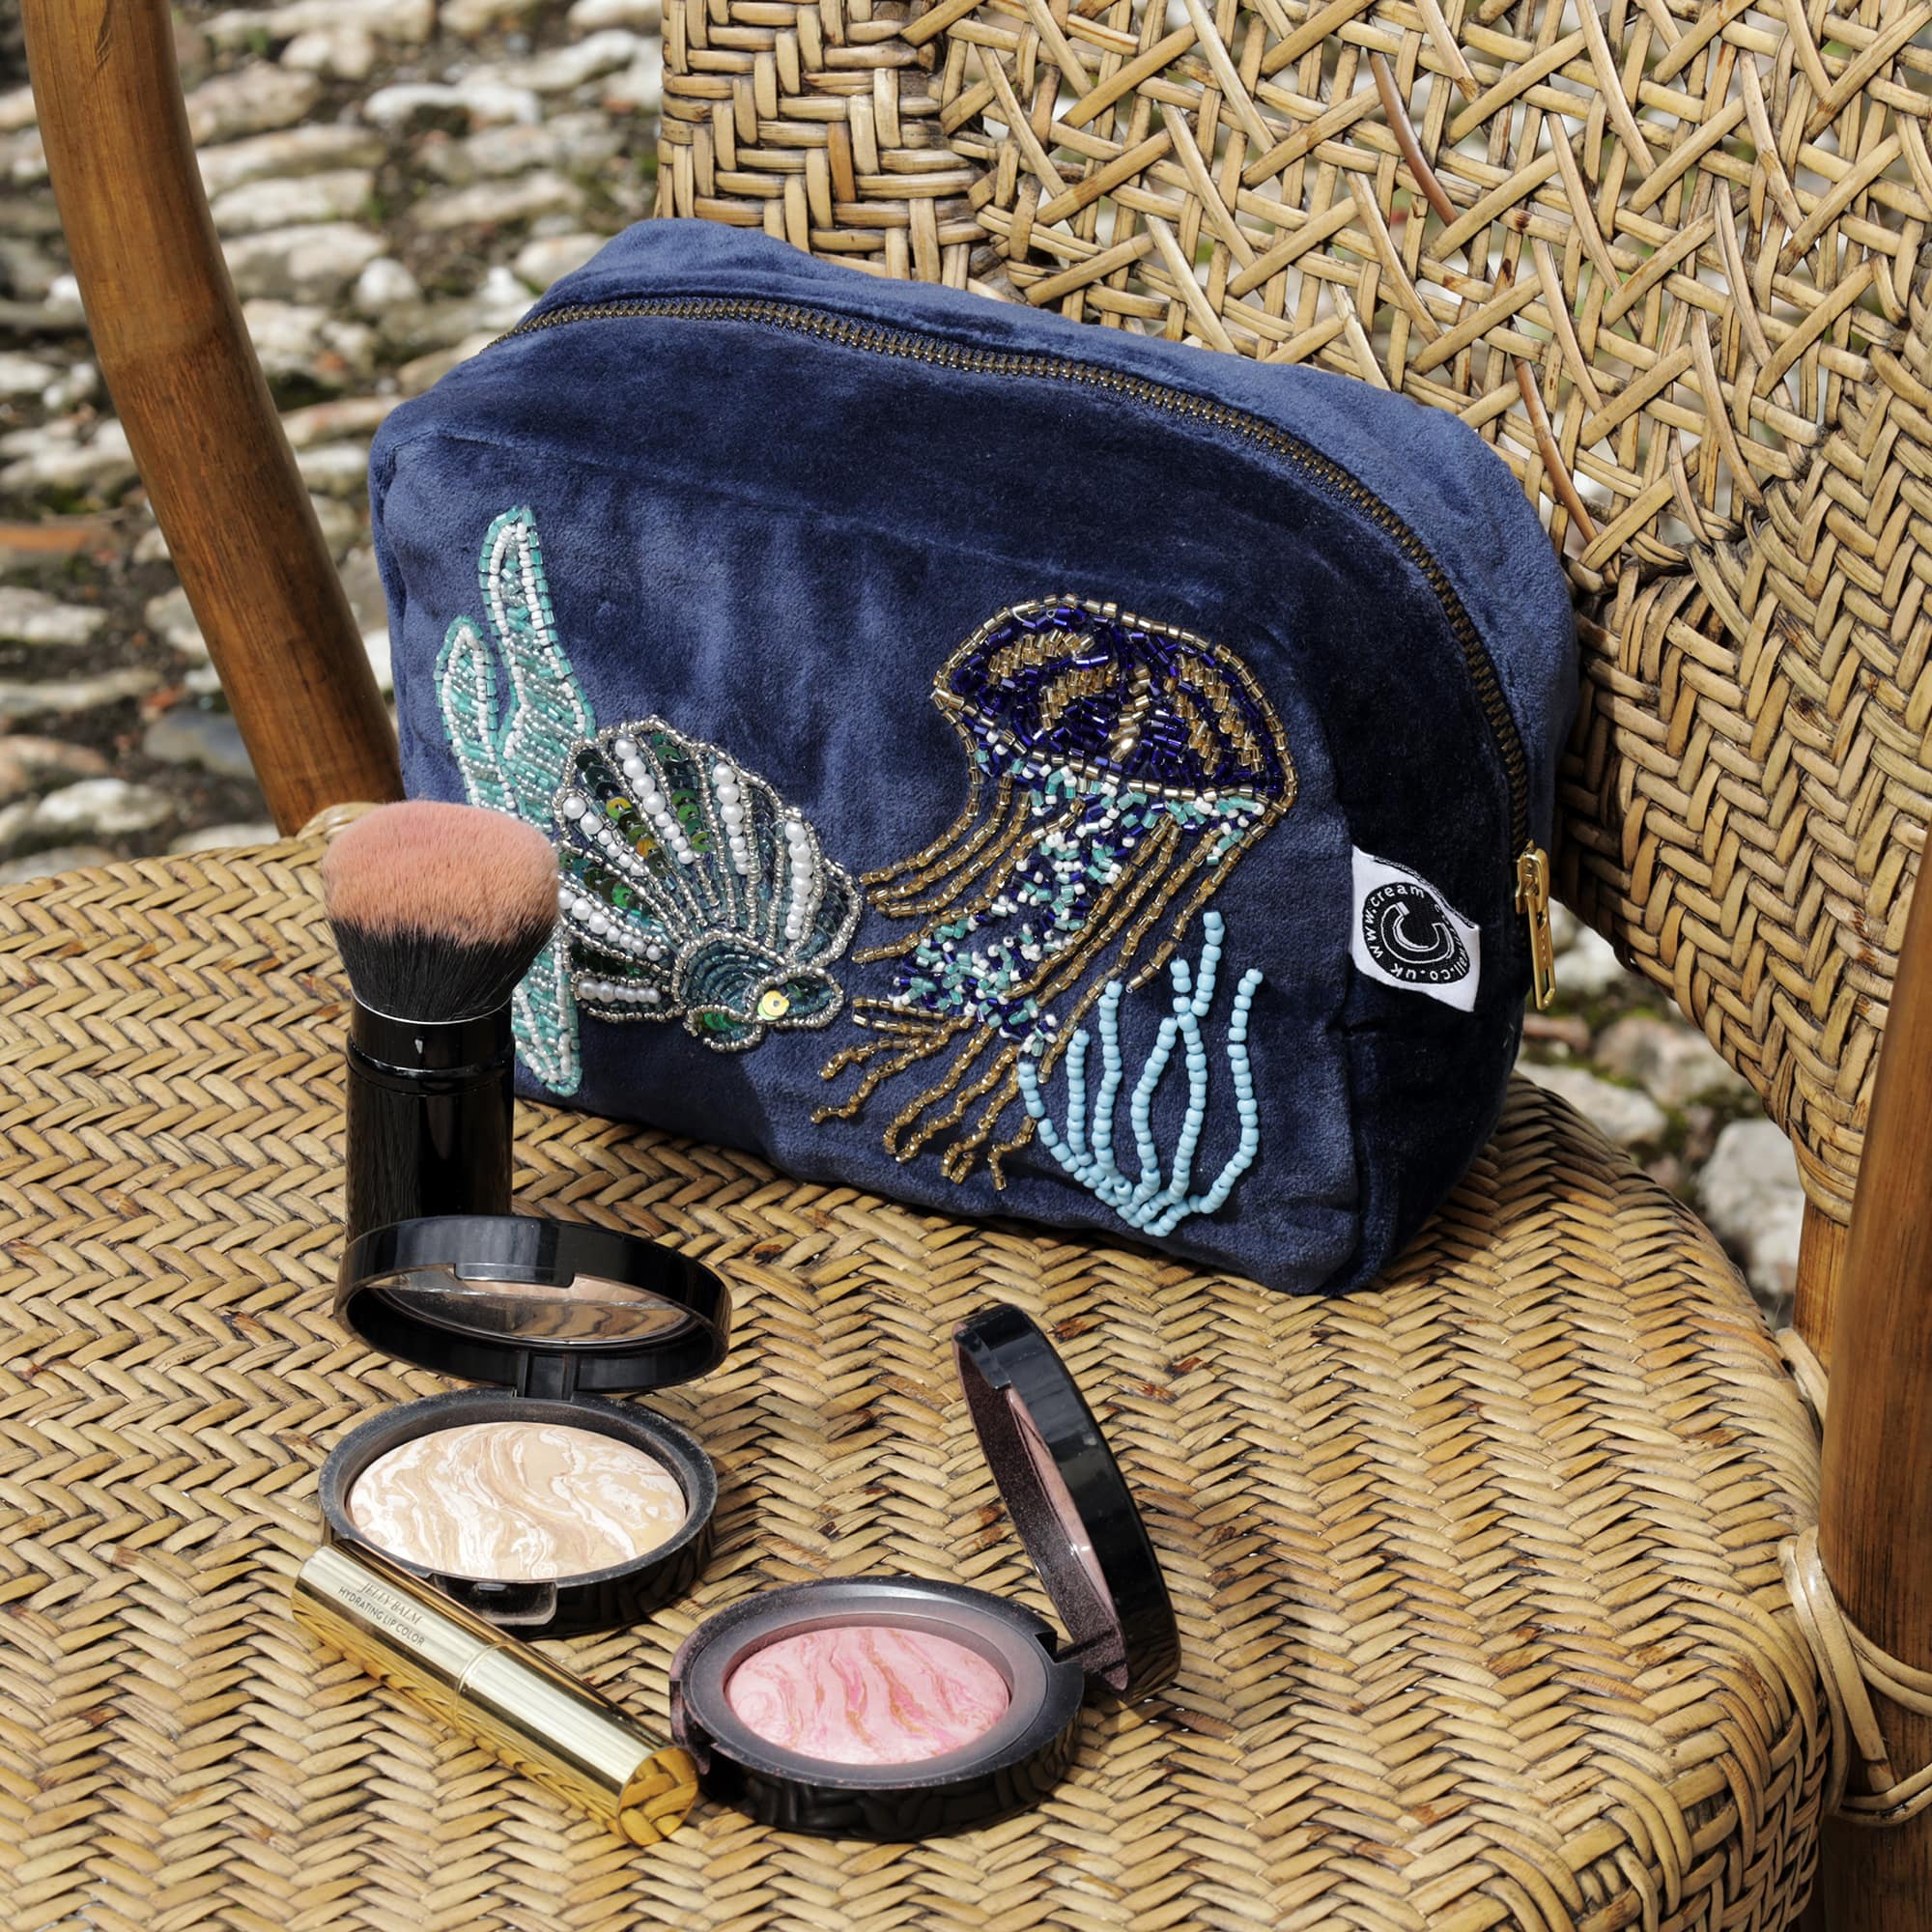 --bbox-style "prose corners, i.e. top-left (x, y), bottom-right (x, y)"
top-left (438, 505), bottom-right (593, 1093)
top-left (817, 595), bottom-right (1293, 1217)
top-left (436, 505), bottom-right (862, 1087)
